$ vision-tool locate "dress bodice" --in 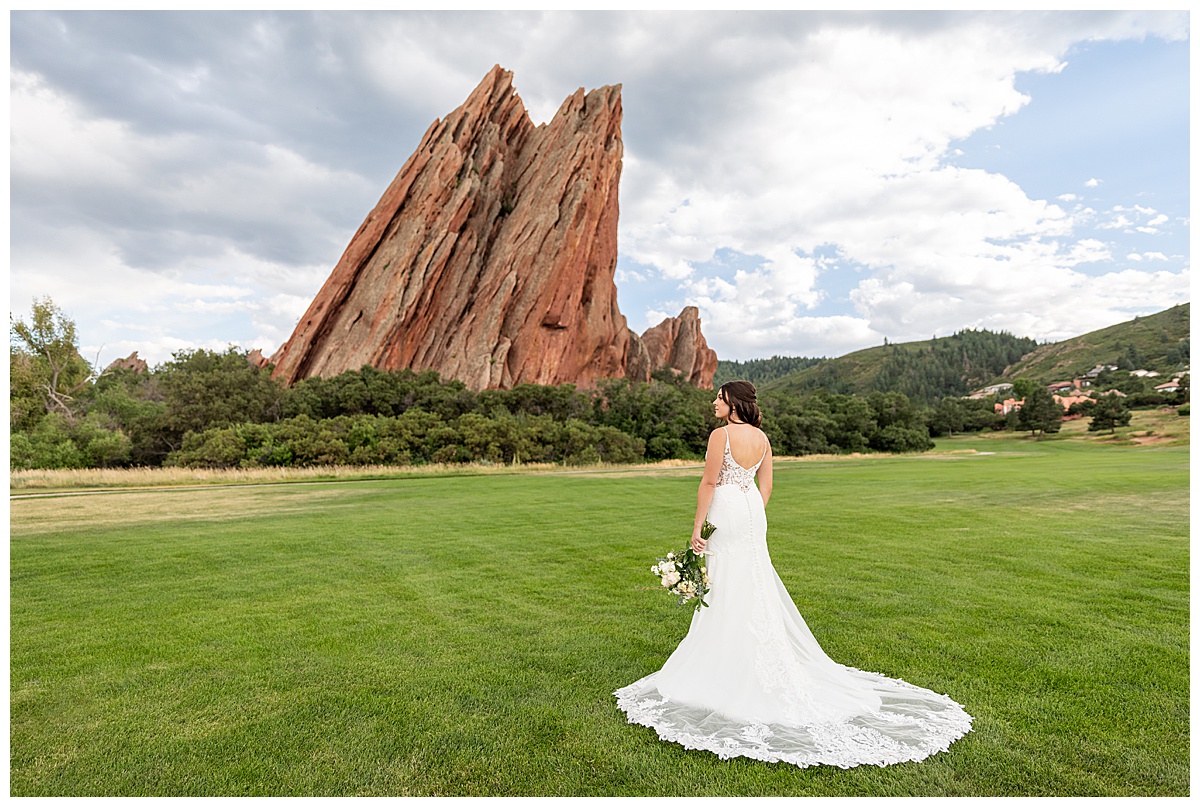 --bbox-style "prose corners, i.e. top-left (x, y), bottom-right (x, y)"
top-left (715, 427), bottom-right (767, 492)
